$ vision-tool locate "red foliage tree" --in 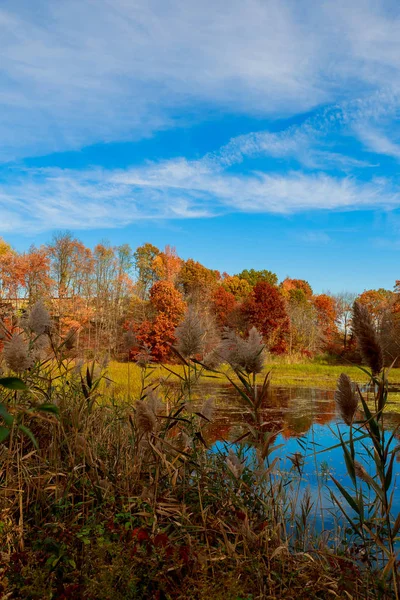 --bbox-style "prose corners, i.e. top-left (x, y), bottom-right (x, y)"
top-left (135, 281), bottom-right (186, 362)
top-left (241, 282), bottom-right (289, 353)
top-left (211, 286), bottom-right (238, 328)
